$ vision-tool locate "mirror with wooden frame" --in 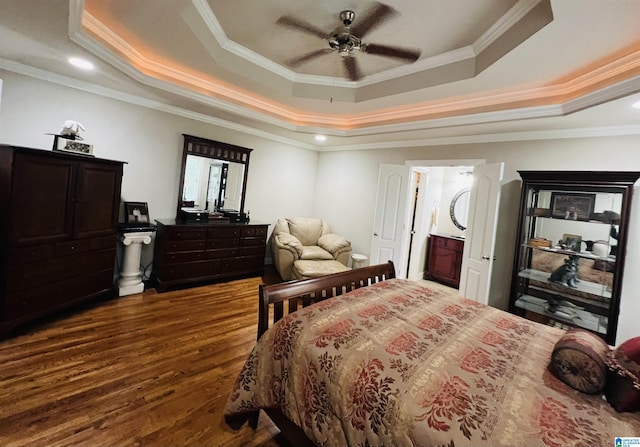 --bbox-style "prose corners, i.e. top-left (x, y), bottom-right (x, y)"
top-left (176, 134), bottom-right (252, 218)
